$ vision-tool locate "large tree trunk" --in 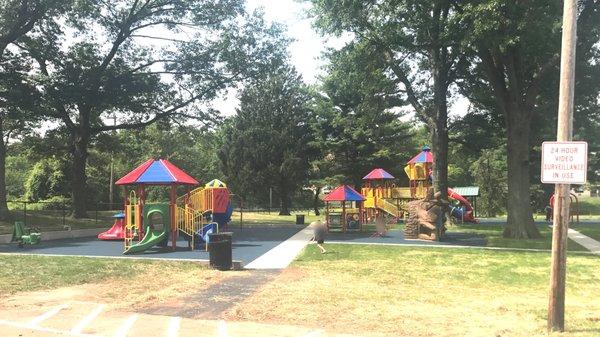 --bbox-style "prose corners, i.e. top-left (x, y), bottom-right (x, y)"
top-left (0, 120), bottom-right (9, 221)
top-left (279, 188), bottom-right (291, 215)
top-left (71, 129), bottom-right (90, 218)
top-left (431, 68), bottom-right (449, 201)
top-left (503, 105), bottom-right (541, 239)
top-left (313, 187), bottom-right (321, 216)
